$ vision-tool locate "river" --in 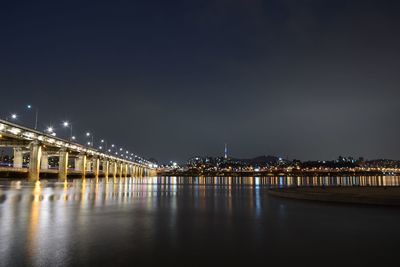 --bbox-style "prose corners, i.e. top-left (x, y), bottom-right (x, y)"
top-left (0, 176), bottom-right (399, 266)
